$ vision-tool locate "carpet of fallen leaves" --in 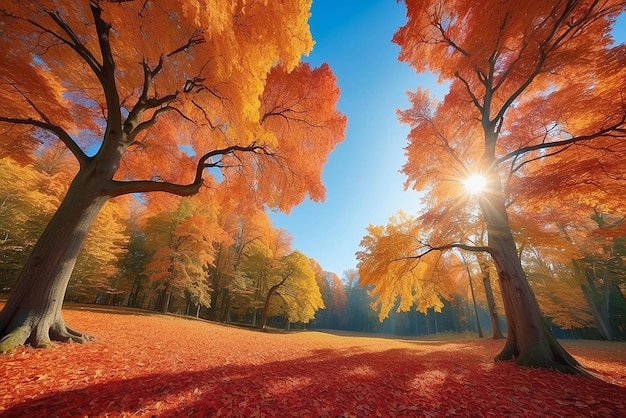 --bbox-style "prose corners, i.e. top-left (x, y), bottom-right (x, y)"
top-left (1, 307), bottom-right (625, 417)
